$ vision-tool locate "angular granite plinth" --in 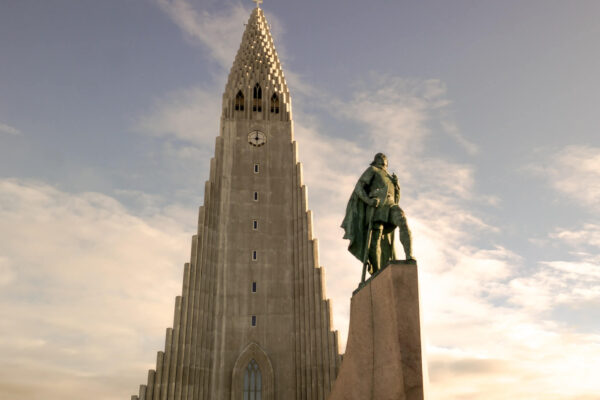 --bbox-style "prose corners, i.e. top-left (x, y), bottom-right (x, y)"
top-left (327, 261), bottom-right (424, 400)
